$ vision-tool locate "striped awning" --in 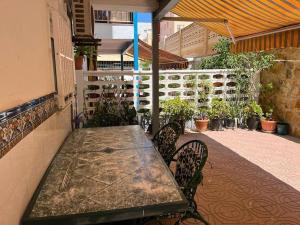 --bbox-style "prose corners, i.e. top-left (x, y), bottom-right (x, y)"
top-left (126, 40), bottom-right (189, 69)
top-left (172, 0), bottom-right (300, 52)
